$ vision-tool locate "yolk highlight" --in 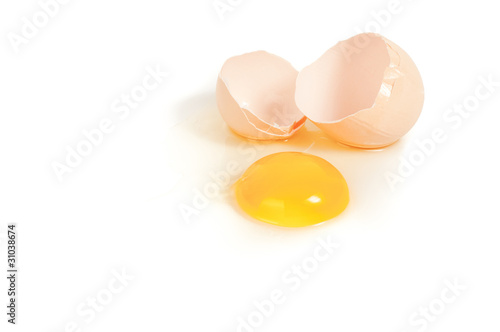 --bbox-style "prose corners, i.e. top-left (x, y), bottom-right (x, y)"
top-left (234, 152), bottom-right (349, 227)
